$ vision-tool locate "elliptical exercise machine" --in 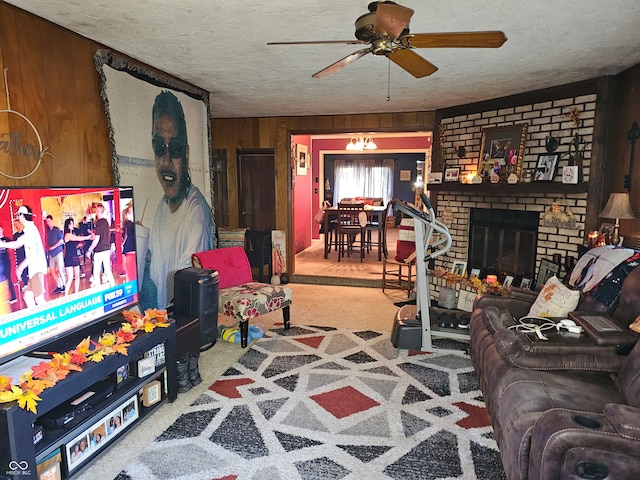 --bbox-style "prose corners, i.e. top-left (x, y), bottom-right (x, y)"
top-left (390, 193), bottom-right (456, 351)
